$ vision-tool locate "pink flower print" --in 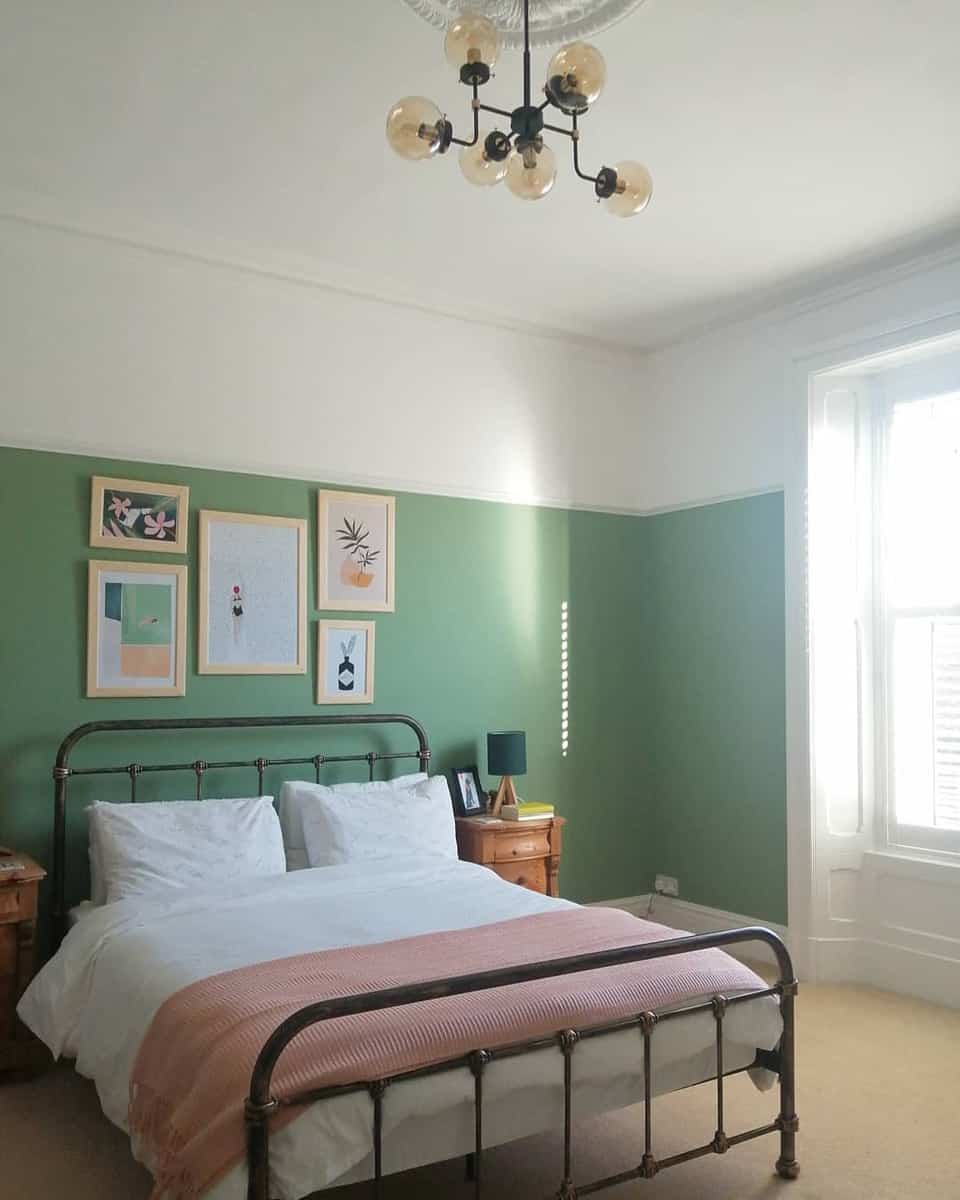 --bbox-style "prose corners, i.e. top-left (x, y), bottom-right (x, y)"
top-left (143, 512), bottom-right (176, 540)
top-left (109, 496), bottom-right (131, 519)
